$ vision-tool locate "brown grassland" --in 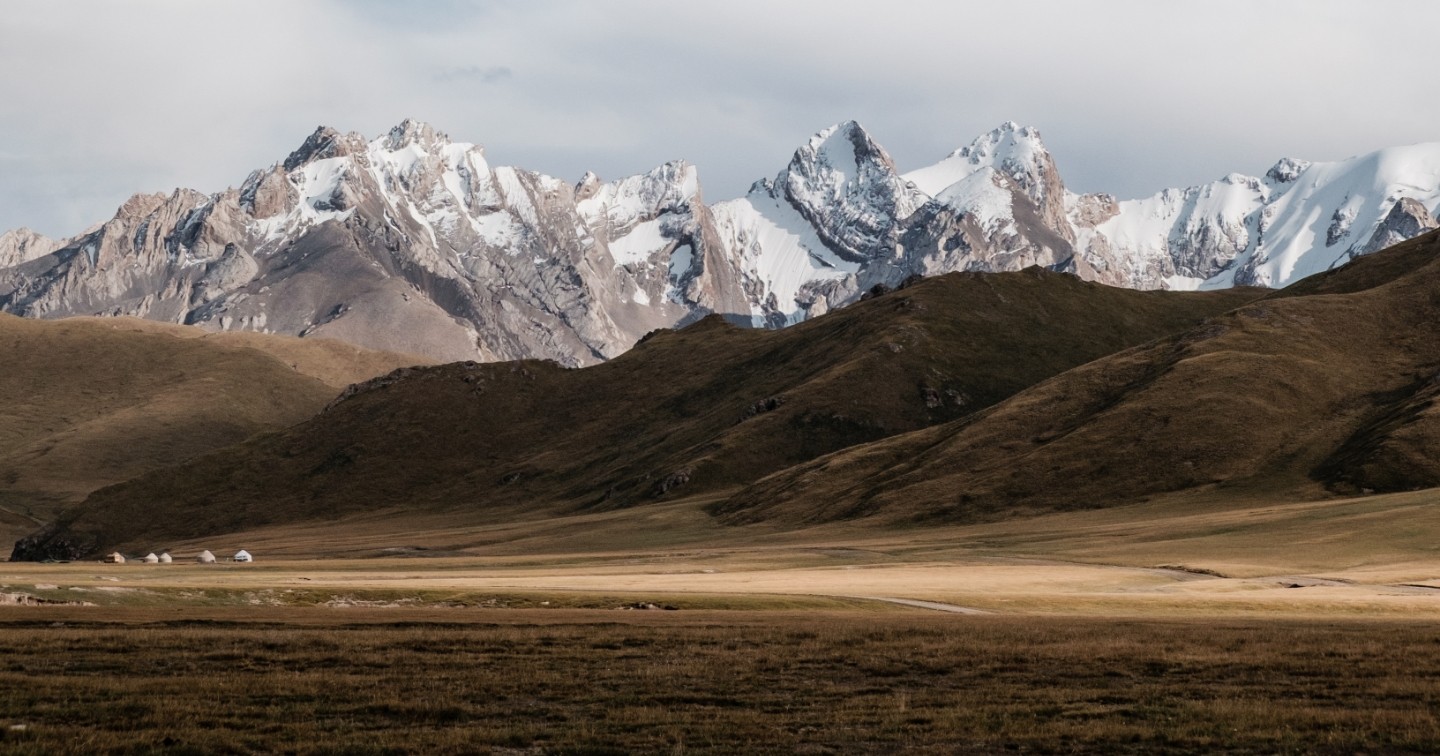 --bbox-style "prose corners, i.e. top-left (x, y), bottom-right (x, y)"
top-left (0, 313), bottom-right (424, 551)
top-left (3, 488), bottom-right (1440, 752)
top-left (1, 611), bottom-right (1440, 754)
